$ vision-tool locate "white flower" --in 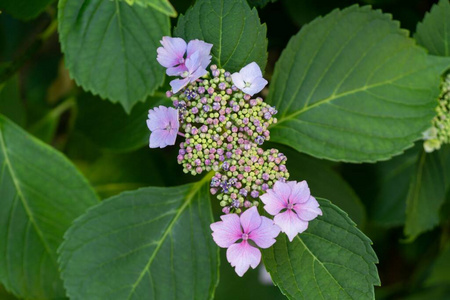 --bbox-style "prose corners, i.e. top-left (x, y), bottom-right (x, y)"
top-left (231, 62), bottom-right (268, 96)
